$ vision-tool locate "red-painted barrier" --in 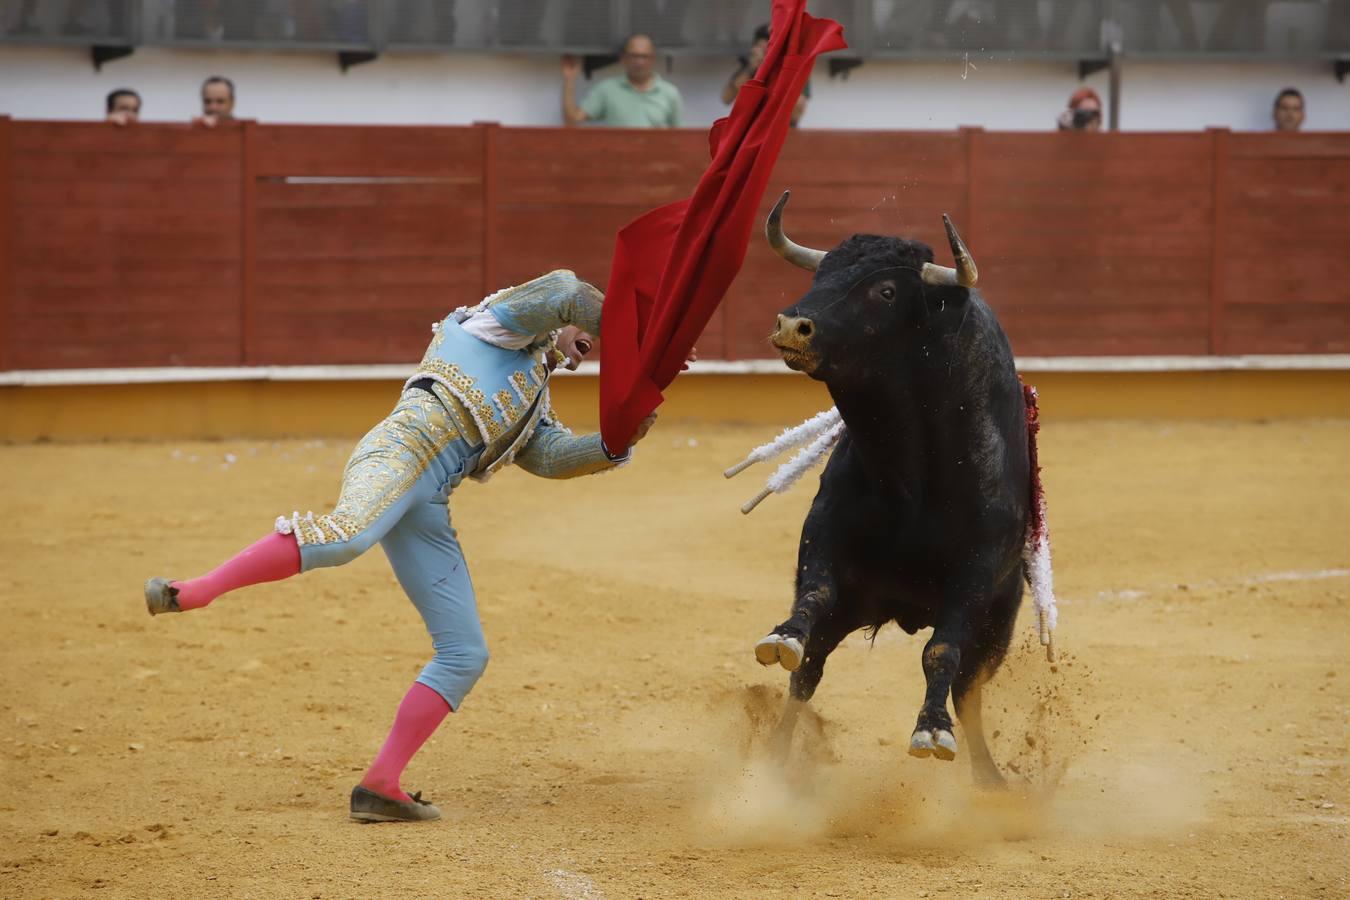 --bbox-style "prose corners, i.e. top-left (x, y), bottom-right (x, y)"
top-left (3, 119), bottom-right (1347, 370)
